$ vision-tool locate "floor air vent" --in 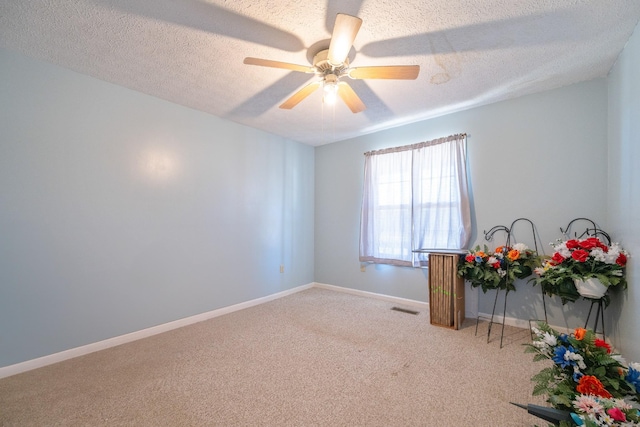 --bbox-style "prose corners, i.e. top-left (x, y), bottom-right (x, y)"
top-left (391, 307), bottom-right (419, 315)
